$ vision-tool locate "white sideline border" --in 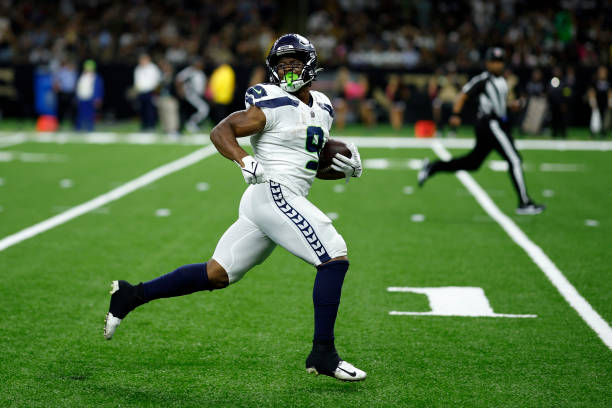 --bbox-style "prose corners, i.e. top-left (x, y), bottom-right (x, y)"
top-left (344, 136), bottom-right (612, 151)
top-left (0, 144), bottom-right (218, 252)
top-left (0, 133), bottom-right (27, 149)
top-left (431, 139), bottom-right (612, 350)
top-left (1, 132), bottom-right (612, 151)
